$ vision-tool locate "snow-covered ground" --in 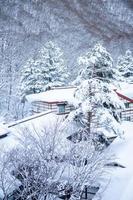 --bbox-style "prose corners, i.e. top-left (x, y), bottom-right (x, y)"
top-left (0, 112), bottom-right (71, 156)
top-left (0, 112), bottom-right (133, 200)
top-left (96, 121), bottom-right (133, 200)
